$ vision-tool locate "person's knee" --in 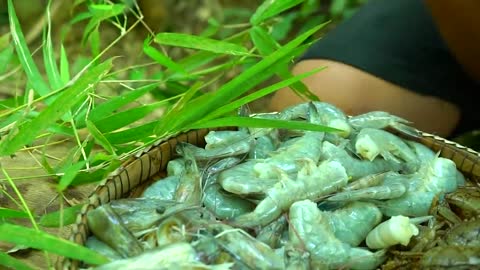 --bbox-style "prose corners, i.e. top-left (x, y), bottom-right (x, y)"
top-left (269, 59), bottom-right (461, 137)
